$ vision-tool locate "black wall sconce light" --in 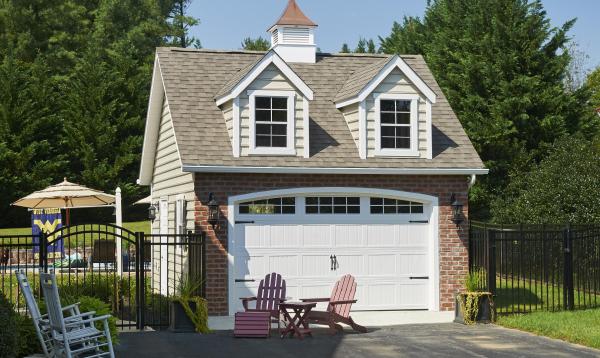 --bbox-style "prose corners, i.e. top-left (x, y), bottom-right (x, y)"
top-left (450, 193), bottom-right (464, 226)
top-left (148, 204), bottom-right (157, 221)
top-left (207, 193), bottom-right (220, 228)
